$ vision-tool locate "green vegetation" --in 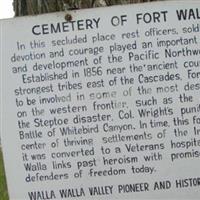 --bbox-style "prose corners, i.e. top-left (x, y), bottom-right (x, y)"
top-left (0, 149), bottom-right (9, 200)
